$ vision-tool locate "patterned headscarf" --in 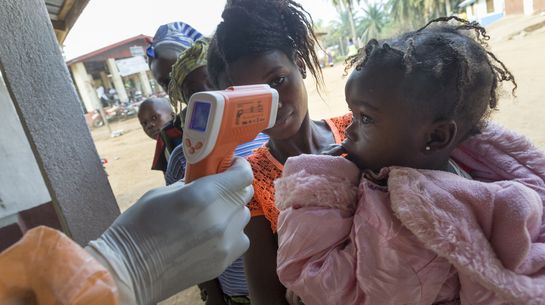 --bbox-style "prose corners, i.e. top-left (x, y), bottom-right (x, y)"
top-left (168, 39), bottom-right (209, 112)
top-left (146, 22), bottom-right (203, 59)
